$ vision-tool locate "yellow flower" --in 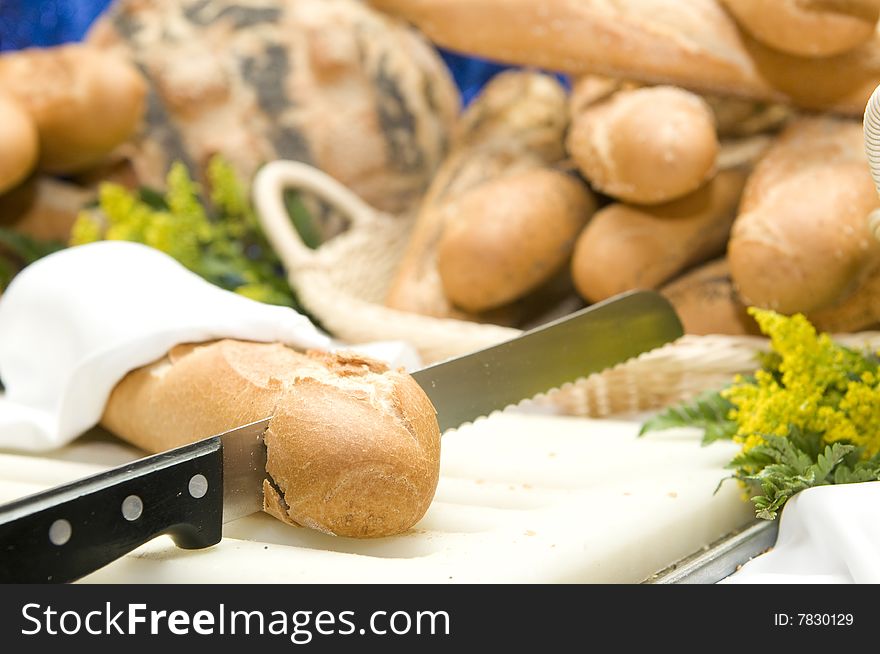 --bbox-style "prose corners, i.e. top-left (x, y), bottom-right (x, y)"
top-left (723, 308), bottom-right (880, 459)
